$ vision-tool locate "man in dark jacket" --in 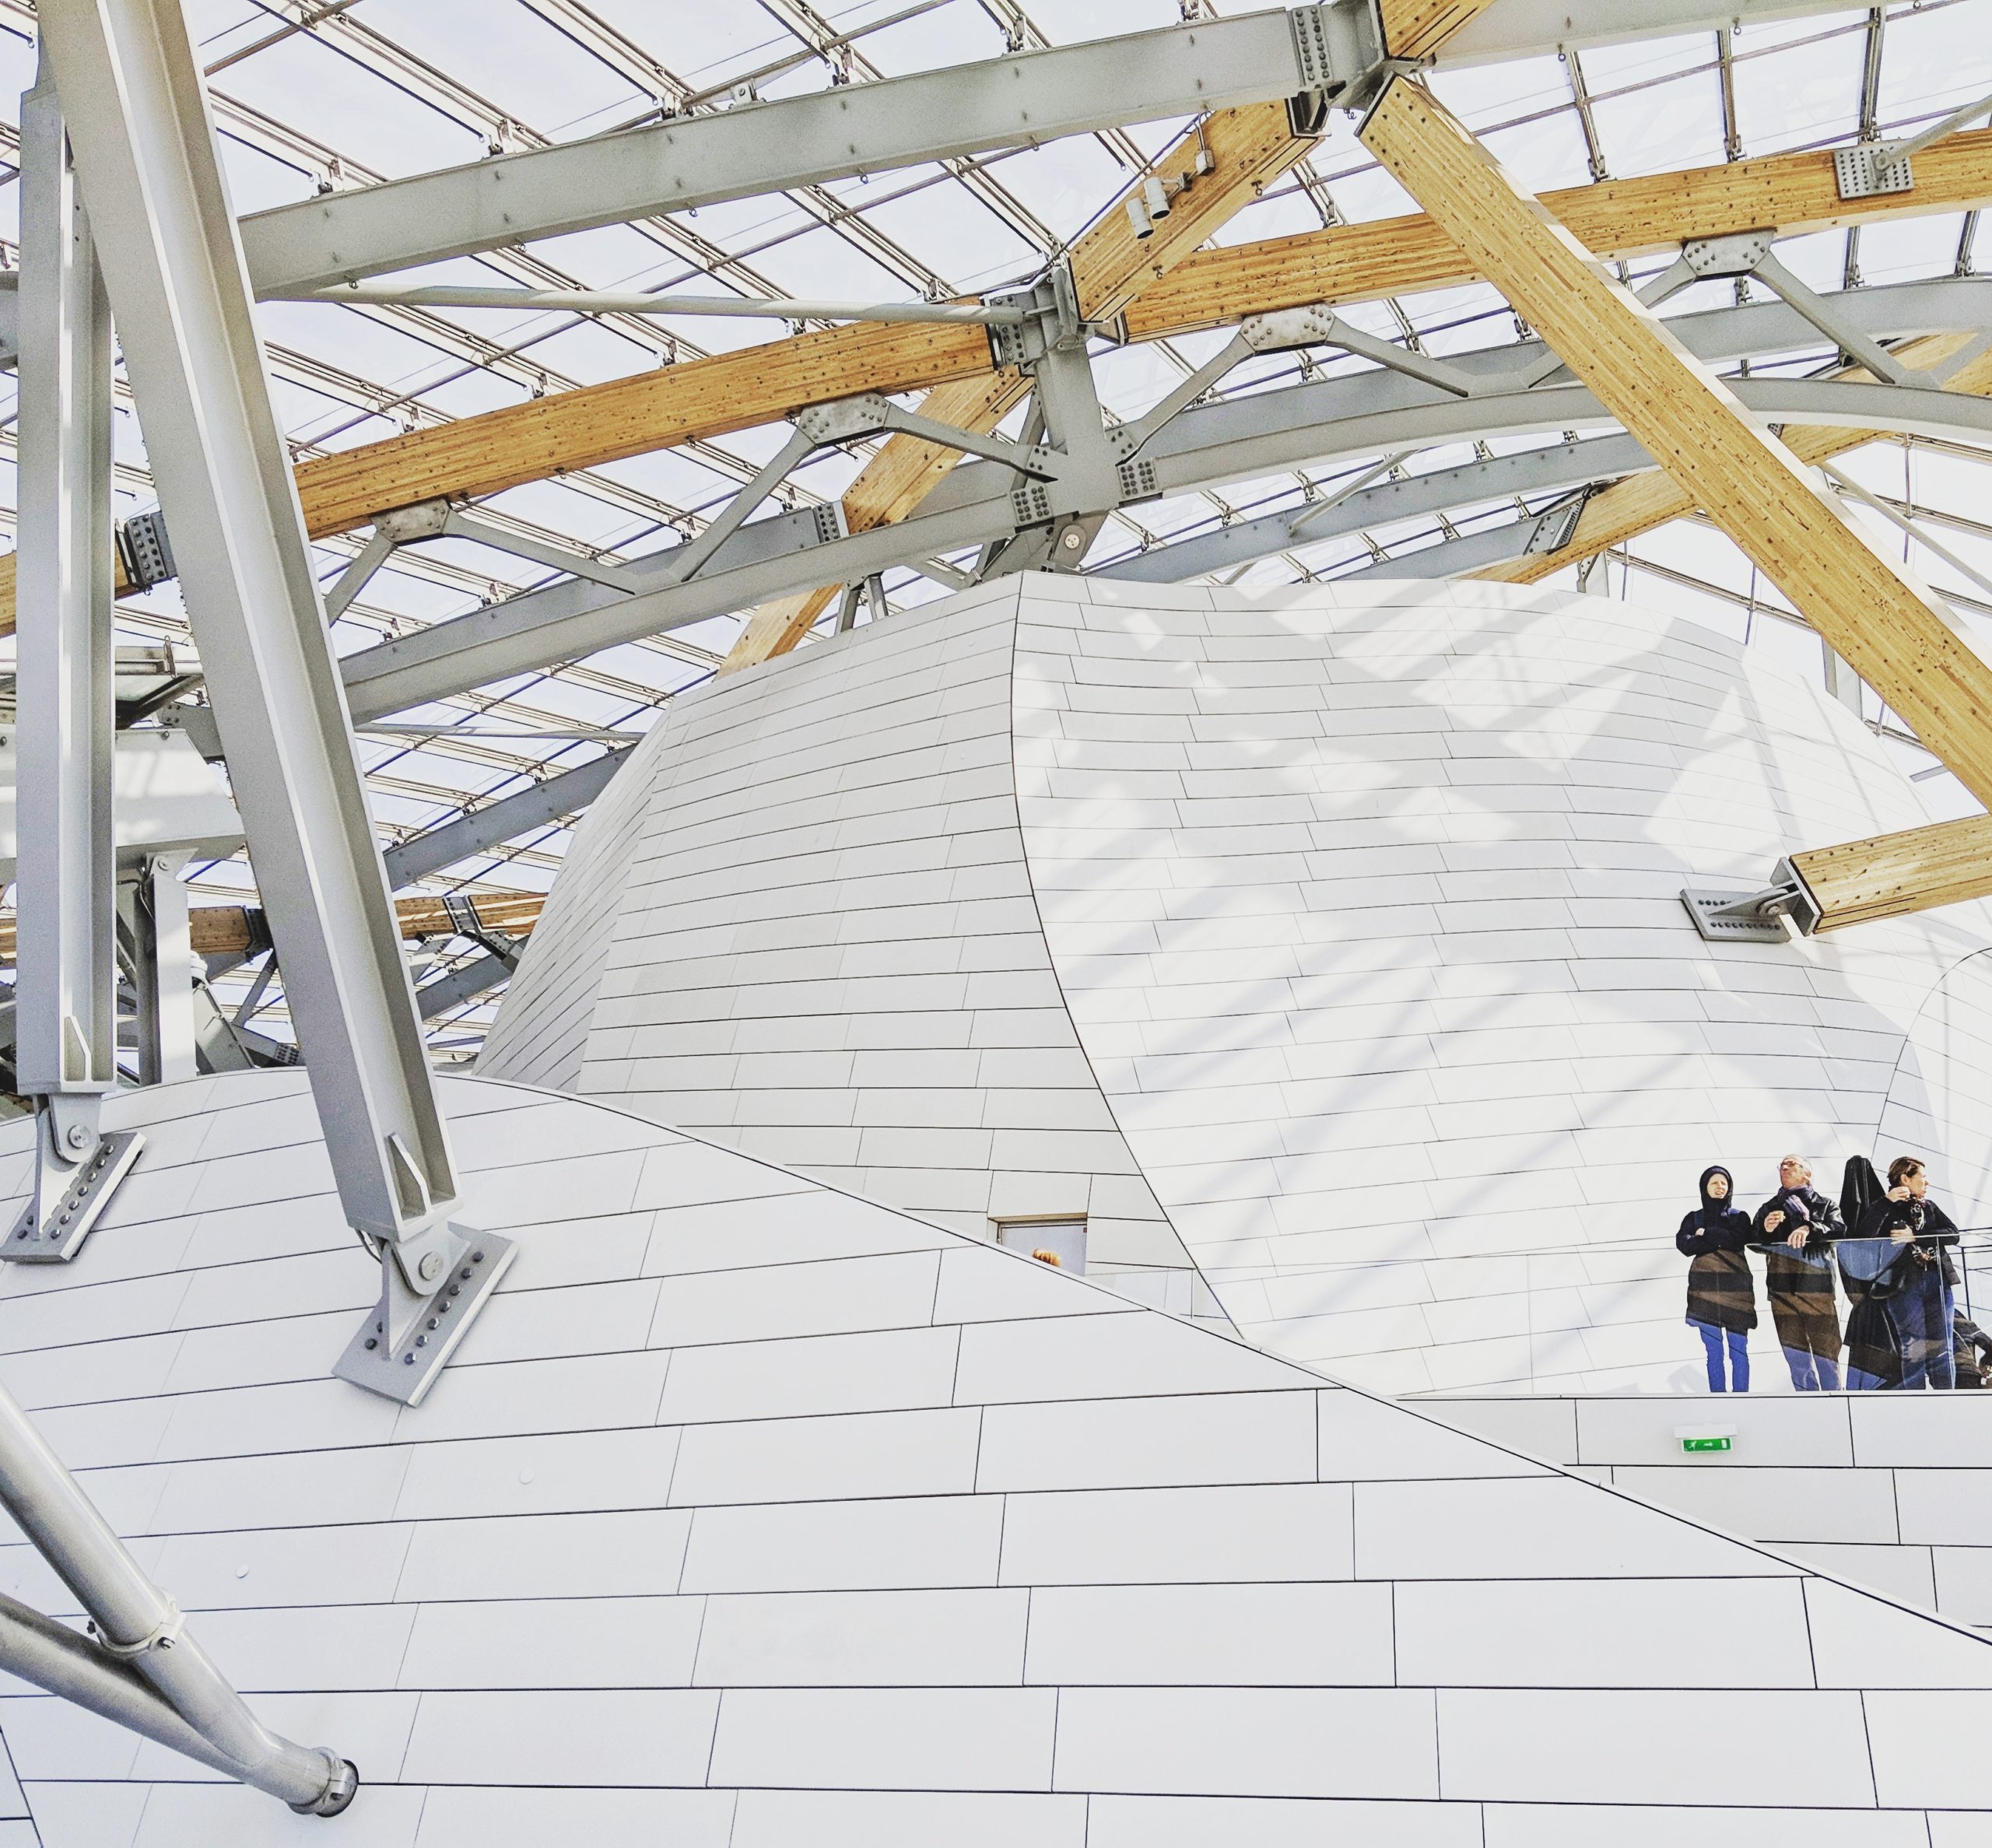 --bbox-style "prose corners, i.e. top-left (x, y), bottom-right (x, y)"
top-left (1677, 1166), bottom-right (1756, 1390)
top-left (1753, 1154), bottom-right (1846, 1390)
